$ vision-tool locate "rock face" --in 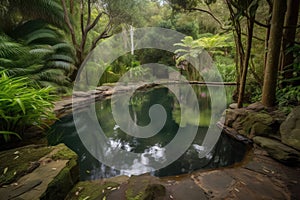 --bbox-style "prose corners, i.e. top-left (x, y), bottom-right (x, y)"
top-left (222, 102), bottom-right (300, 165)
top-left (223, 102), bottom-right (283, 139)
top-left (0, 144), bottom-right (79, 200)
top-left (253, 136), bottom-right (300, 165)
top-left (280, 106), bottom-right (300, 151)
